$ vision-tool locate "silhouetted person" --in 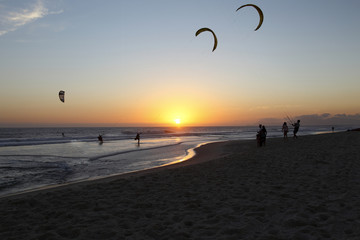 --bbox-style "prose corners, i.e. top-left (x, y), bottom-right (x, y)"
top-left (62, 132), bottom-right (65, 137)
top-left (261, 125), bottom-right (267, 146)
top-left (292, 120), bottom-right (300, 138)
top-left (134, 133), bottom-right (140, 145)
top-left (282, 122), bottom-right (288, 140)
top-left (98, 134), bottom-right (103, 143)
top-left (256, 124), bottom-right (262, 147)
top-left (257, 124), bottom-right (266, 147)
top-left (332, 126), bottom-right (334, 132)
